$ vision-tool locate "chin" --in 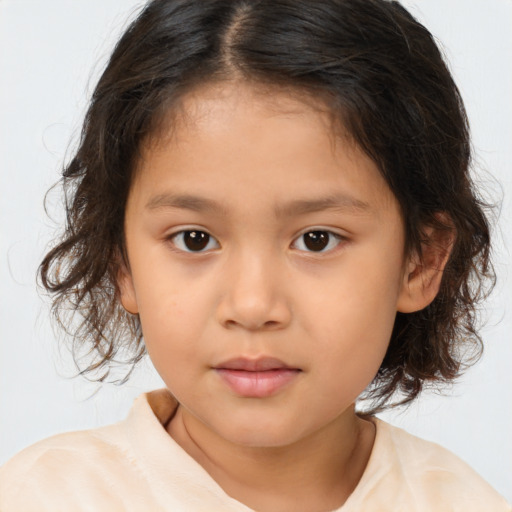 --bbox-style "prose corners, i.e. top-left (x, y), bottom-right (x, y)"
top-left (224, 429), bottom-right (298, 448)
top-left (213, 412), bottom-right (311, 449)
